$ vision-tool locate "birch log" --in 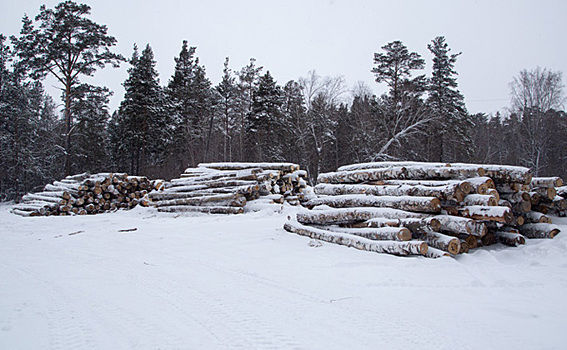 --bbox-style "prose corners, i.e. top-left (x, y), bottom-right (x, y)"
top-left (531, 177), bottom-right (563, 188)
top-left (296, 208), bottom-right (426, 225)
top-left (519, 223), bottom-right (561, 239)
top-left (420, 229), bottom-right (461, 255)
top-left (457, 206), bottom-right (513, 223)
top-left (284, 220), bottom-right (427, 256)
top-left (314, 183), bottom-right (466, 202)
top-left (304, 195), bottom-right (441, 213)
top-left (495, 231), bottom-right (526, 246)
top-left (321, 226), bottom-right (412, 241)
